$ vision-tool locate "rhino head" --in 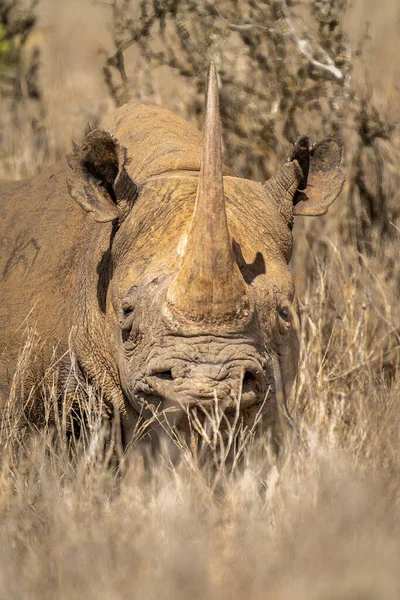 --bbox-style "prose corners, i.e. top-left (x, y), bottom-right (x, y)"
top-left (67, 62), bottom-right (344, 442)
